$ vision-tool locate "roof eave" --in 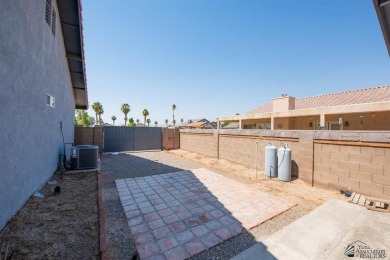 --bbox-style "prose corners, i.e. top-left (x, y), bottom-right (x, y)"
top-left (373, 0), bottom-right (390, 56)
top-left (57, 0), bottom-right (88, 110)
